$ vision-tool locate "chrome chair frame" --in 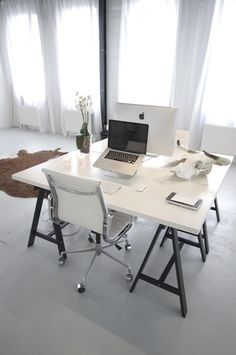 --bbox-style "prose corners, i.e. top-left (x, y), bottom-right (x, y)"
top-left (44, 171), bottom-right (133, 293)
